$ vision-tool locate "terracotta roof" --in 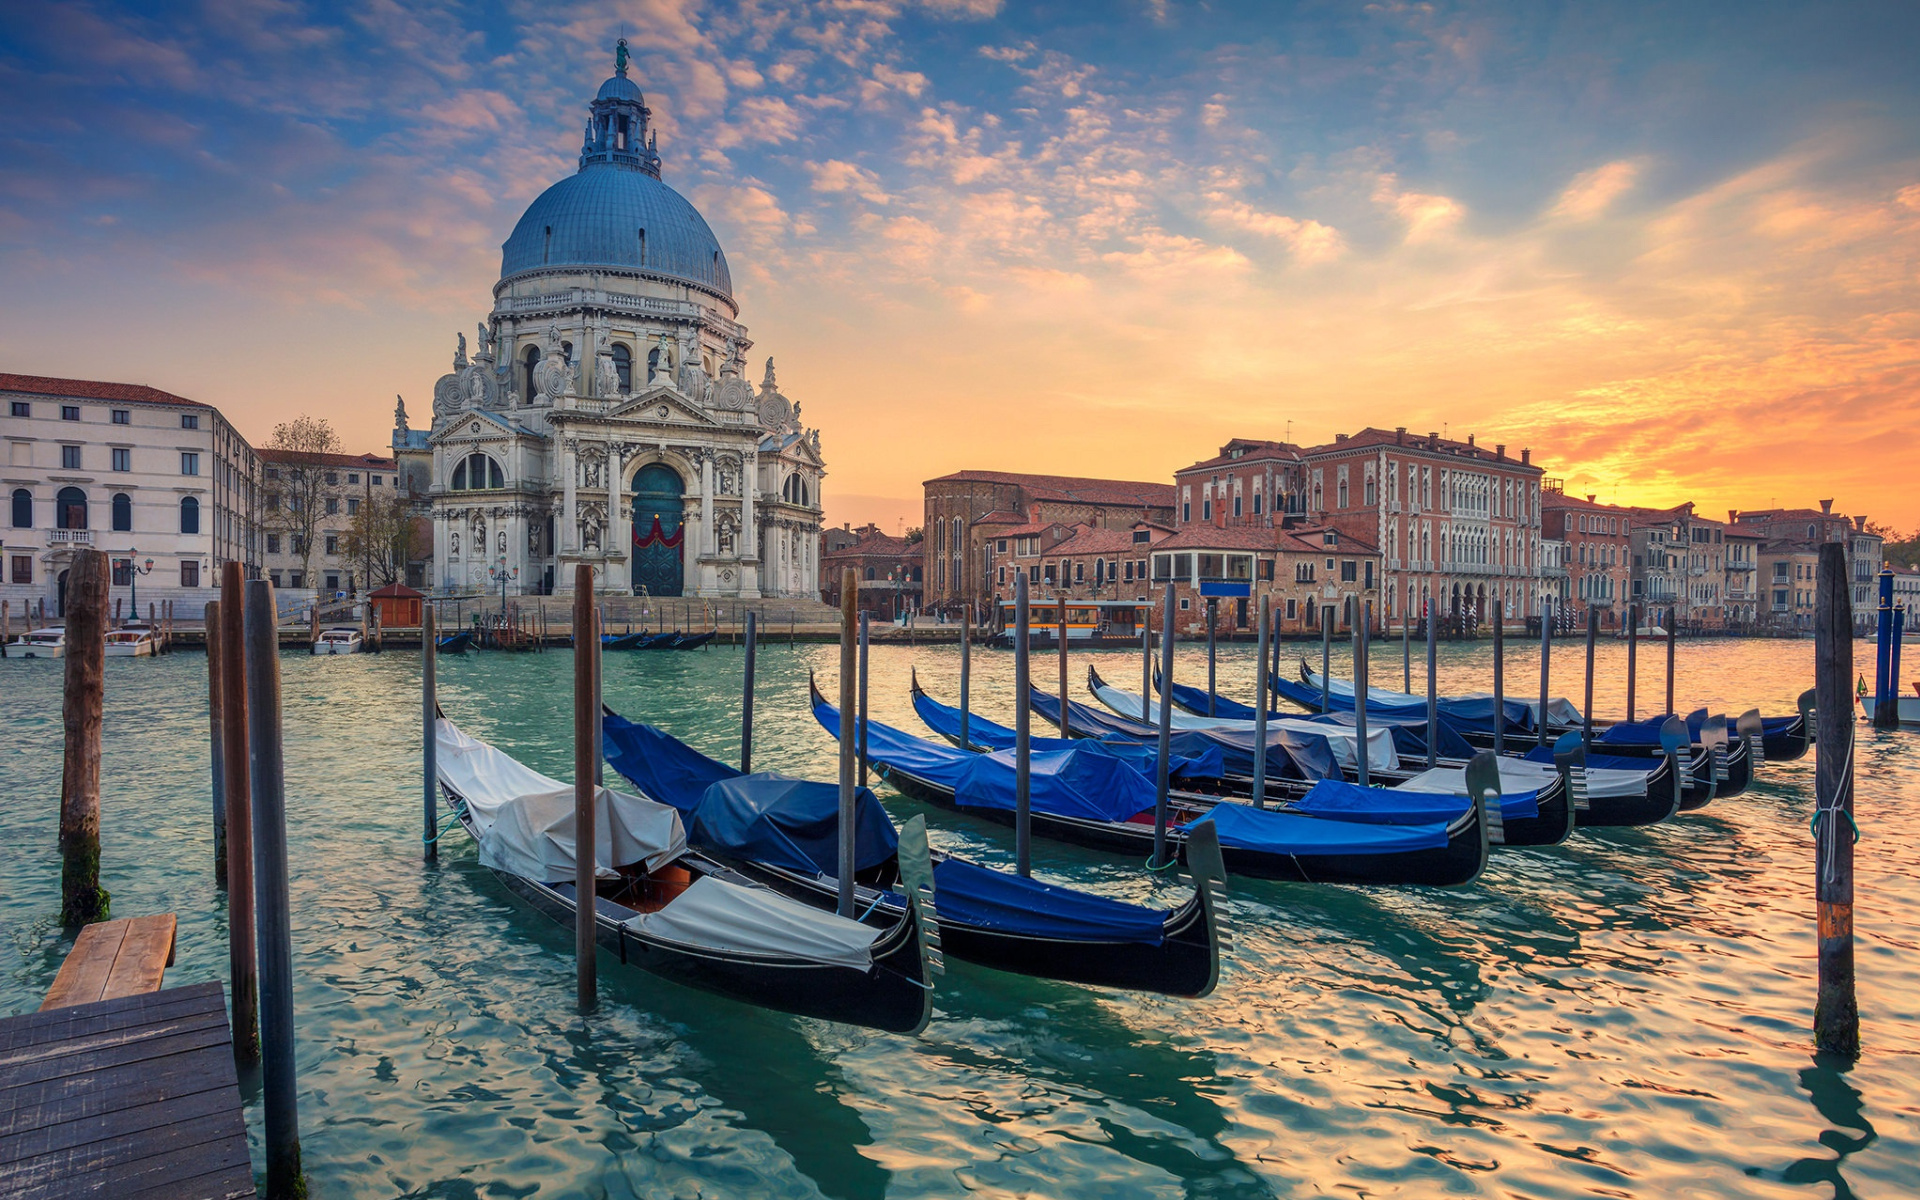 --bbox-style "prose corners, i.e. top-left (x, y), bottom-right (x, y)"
top-left (823, 532), bottom-right (915, 559)
top-left (1178, 439), bottom-right (1306, 473)
top-left (925, 469), bottom-right (1175, 508)
top-left (1302, 427), bottom-right (1542, 471)
top-left (997, 521), bottom-right (1066, 538)
top-left (1048, 525), bottom-right (1142, 557)
top-left (1154, 526), bottom-right (1285, 552)
top-left (971, 510), bottom-right (1027, 526)
top-left (1541, 492), bottom-right (1633, 513)
top-left (0, 372), bottom-right (209, 409)
top-left (1278, 525), bottom-right (1378, 555)
top-left (257, 448), bottom-right (397, 469)
top-left (369, 583), bottom-right (425, 598)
